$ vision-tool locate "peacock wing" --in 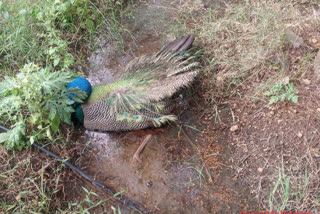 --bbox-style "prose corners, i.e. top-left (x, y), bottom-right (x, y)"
top-left (123, 50), bottom-right (200, 100)
top-left (85, 50), bottom-right (200, 127)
